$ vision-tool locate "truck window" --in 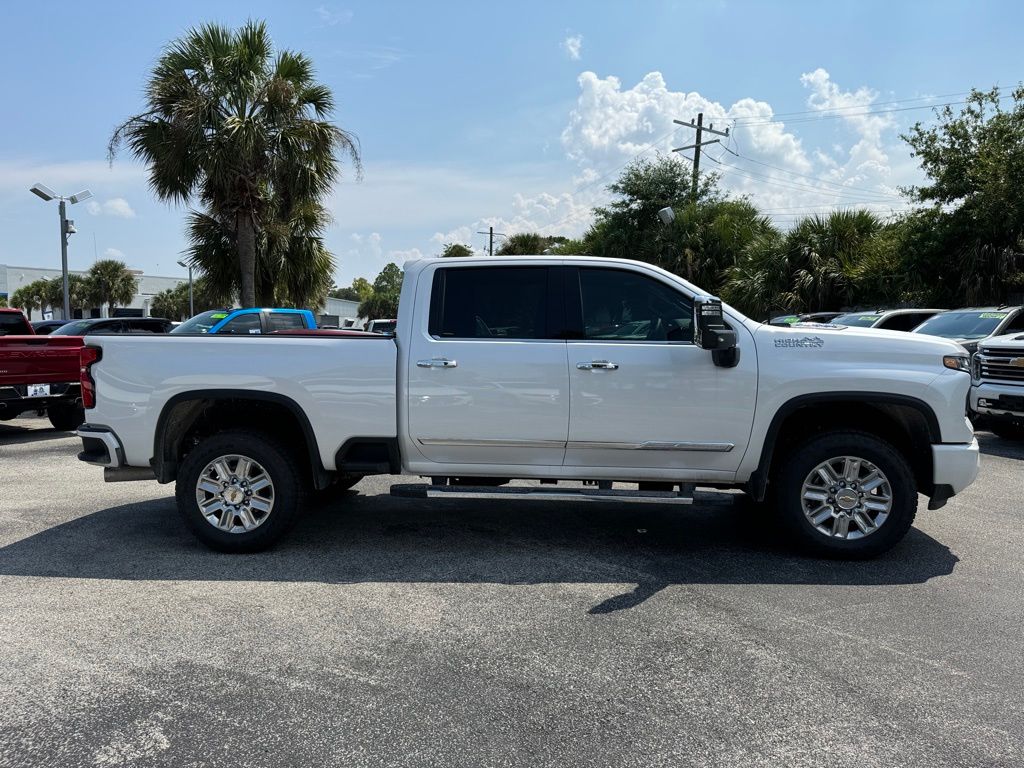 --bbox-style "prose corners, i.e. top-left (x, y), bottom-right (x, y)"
top-left (879, 313), bottom-right (930, 332)
top-left (430, 267), bottom-right (548, 339)
top-left (267, 313), bottom-right (305, 332)
top-left (0, 313), bottom-right (31, 335)
top-left (578, 268), bottom-right (694, 342)
top-left (219, 314), bottom-right (262, 335)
